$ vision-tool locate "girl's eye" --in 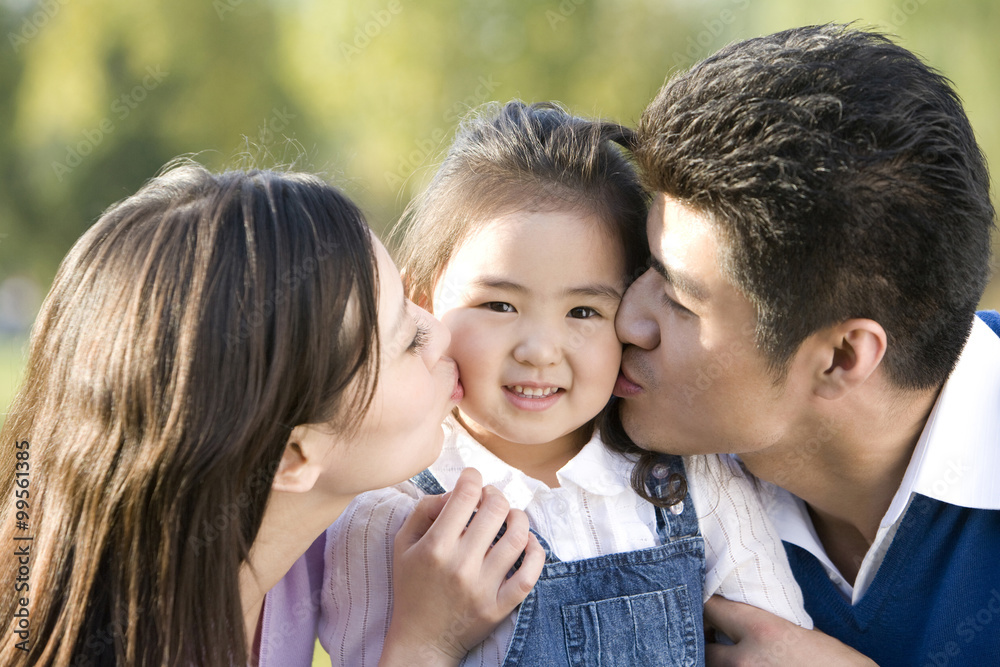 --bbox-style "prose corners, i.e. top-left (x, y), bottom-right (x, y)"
top-left (485, 302), bottom-right (516, 313)
top-left (408, 322), bottom-right (431, 355)
top-left (568, 306), bottom-right (599, 319)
